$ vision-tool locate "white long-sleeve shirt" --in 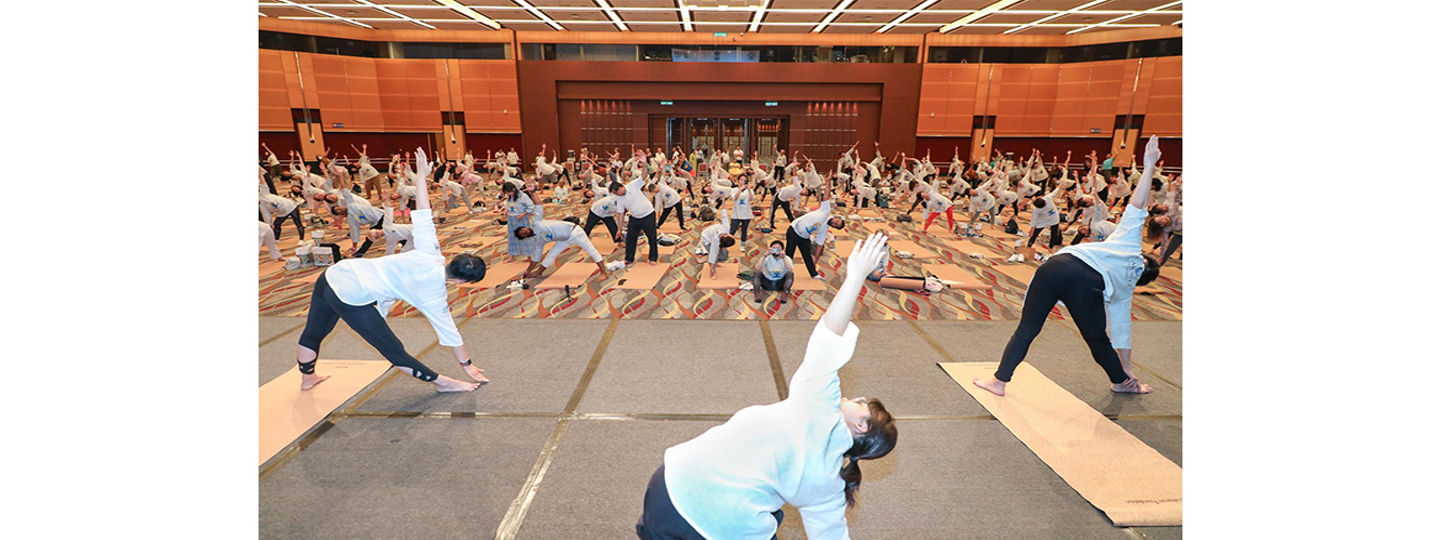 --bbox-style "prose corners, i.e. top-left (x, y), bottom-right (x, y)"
top-left (665, 321), bottom-right (860, 540)
top-left (323, 208), bottom-right (463, 347)
top-left (1054, 202), bottom-right (1147, 349)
